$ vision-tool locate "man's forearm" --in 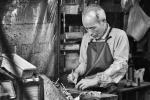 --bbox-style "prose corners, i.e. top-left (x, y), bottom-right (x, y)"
top-left (95, 61), bottom-right (128, 86)
top-left (104, 61), bottom-right (128, 77)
